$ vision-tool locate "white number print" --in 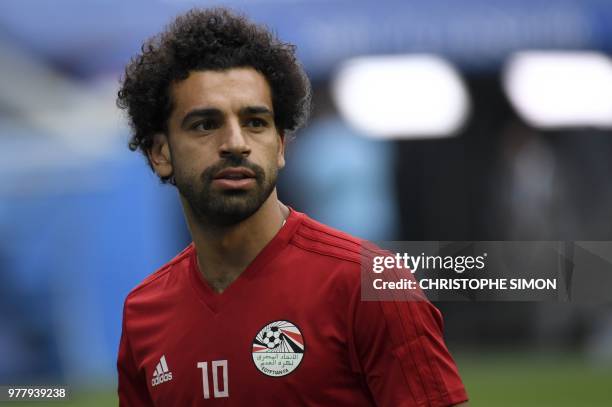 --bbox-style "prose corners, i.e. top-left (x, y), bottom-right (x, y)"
top-left (197, 360), bottom-right (229, 399)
